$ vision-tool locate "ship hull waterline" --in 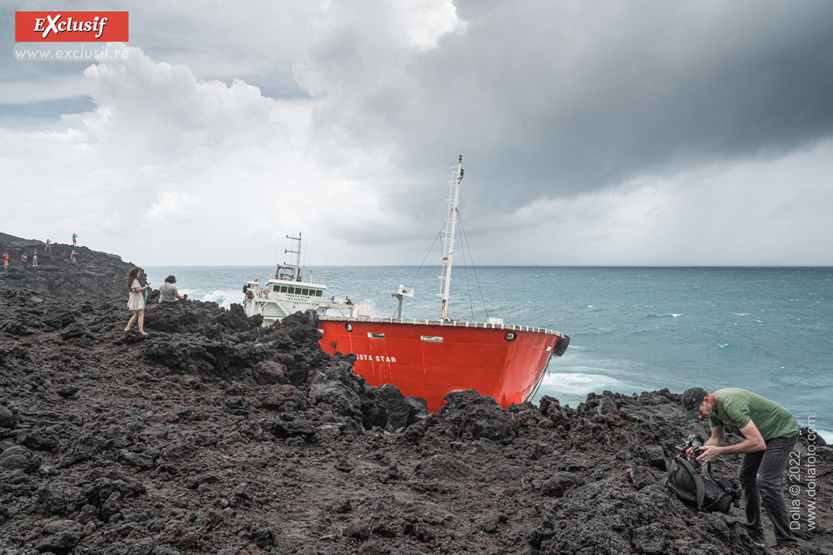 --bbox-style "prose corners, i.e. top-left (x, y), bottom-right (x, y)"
top-left (318, 317), bottom-right (569, 413)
